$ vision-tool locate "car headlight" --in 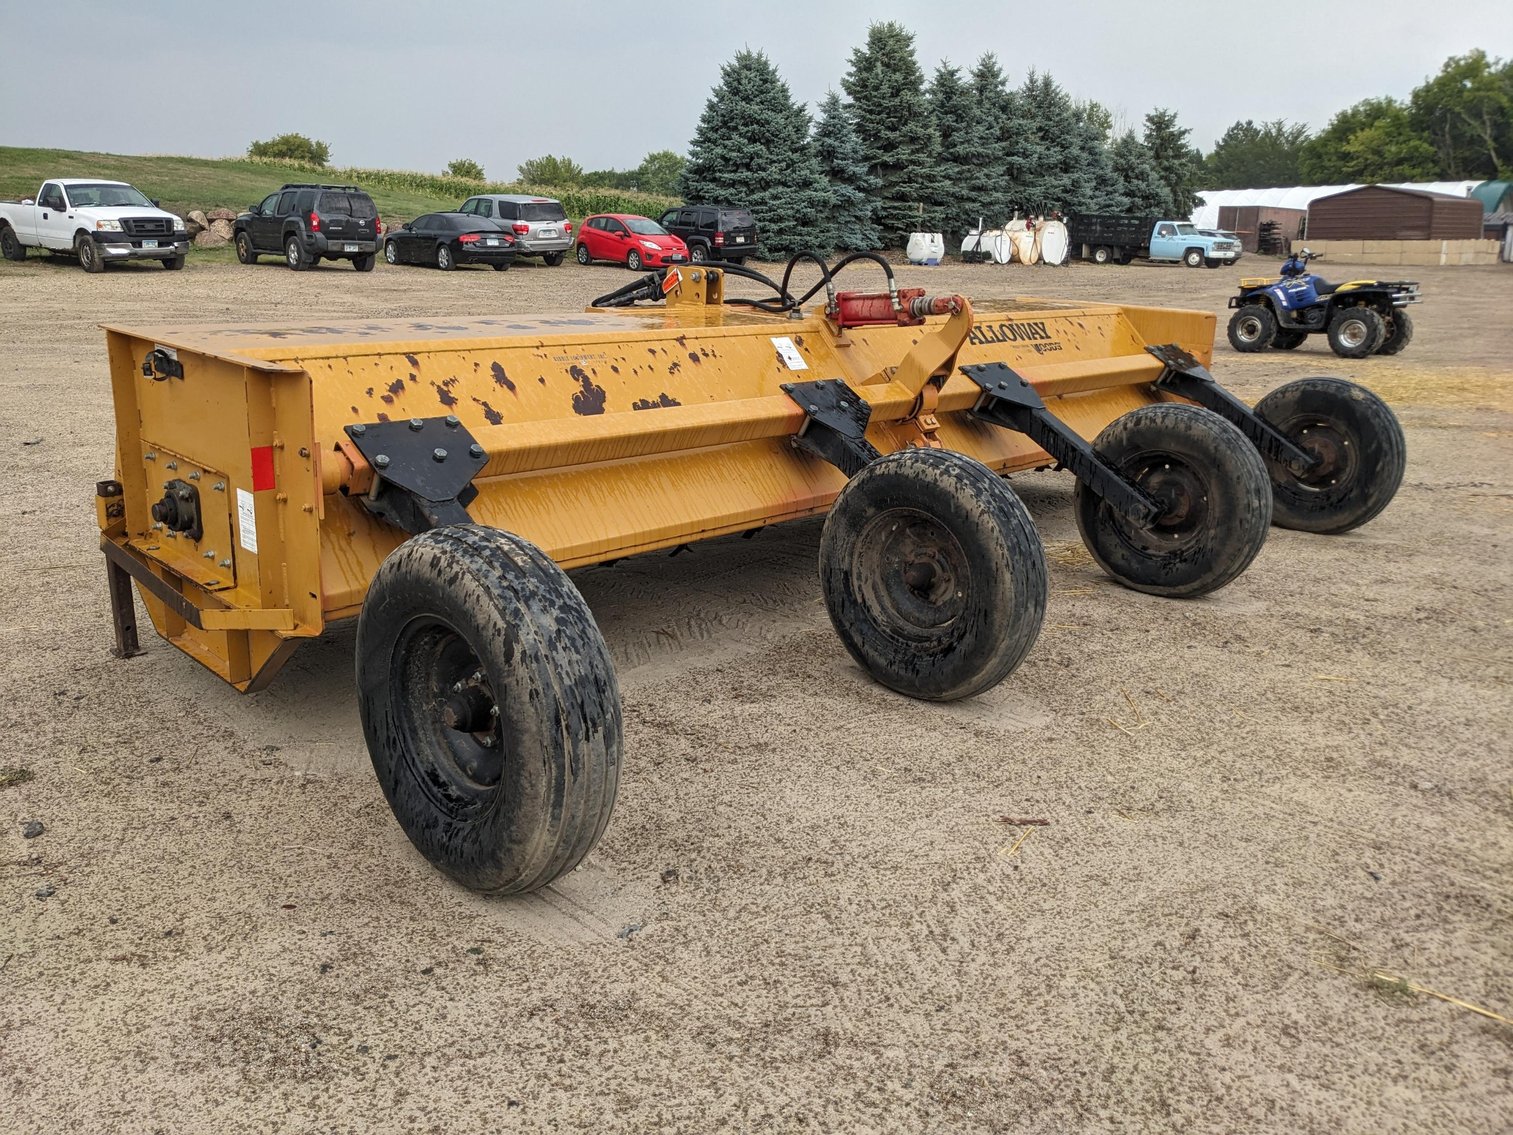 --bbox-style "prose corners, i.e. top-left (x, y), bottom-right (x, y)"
top-left (94, 219), bottom-right (123, 232)
top-left (639, 240), bottom-right (660, 251)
